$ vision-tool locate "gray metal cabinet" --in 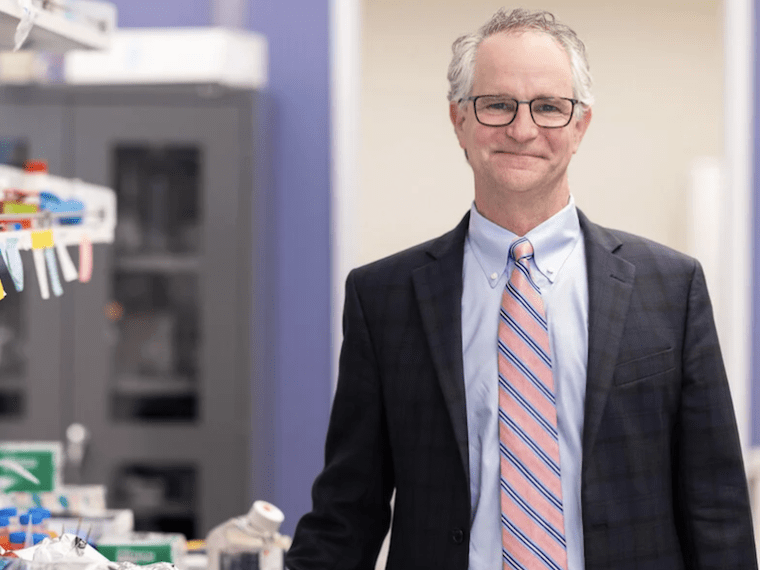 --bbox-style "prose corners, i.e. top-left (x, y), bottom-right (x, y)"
top-left (0, 88), bottom-right (263, 538)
